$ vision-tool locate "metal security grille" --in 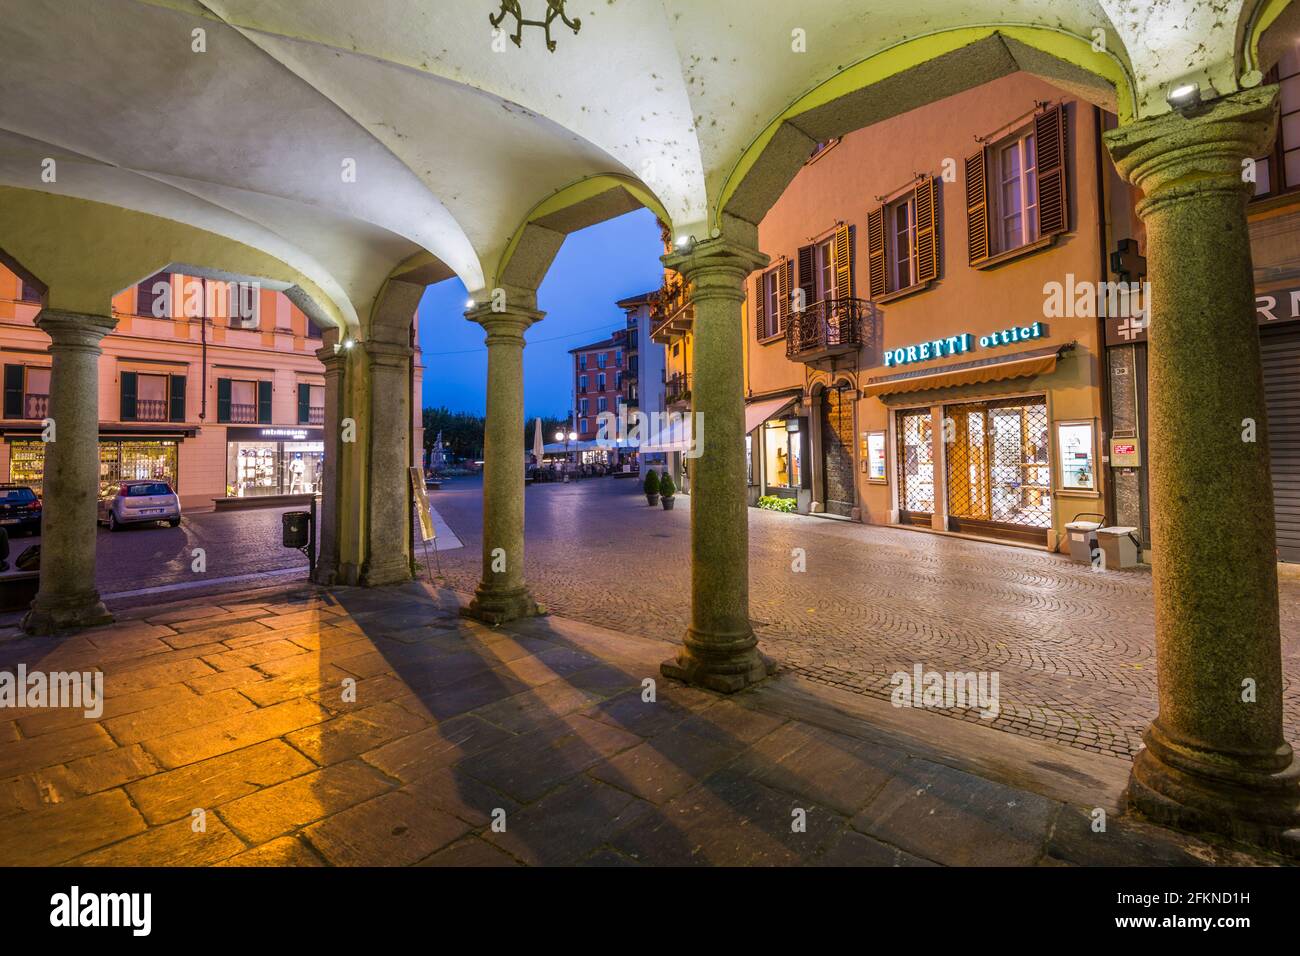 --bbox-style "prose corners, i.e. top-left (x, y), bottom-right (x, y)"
top-left (896, 410), bottom-right (935, 517)
top-left (945, 398), bottom-right (1051, 531)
